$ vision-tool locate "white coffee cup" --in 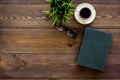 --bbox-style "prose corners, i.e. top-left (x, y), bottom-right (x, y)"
top-left (74, 3), bottom-right (96, 25)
